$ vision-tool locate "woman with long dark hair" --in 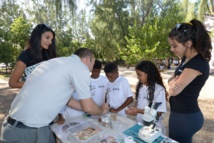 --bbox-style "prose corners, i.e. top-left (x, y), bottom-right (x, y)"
top-left (9, 23), bottom-right (57, 88)
top-left (168, 19), bottom-right (212, 143)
